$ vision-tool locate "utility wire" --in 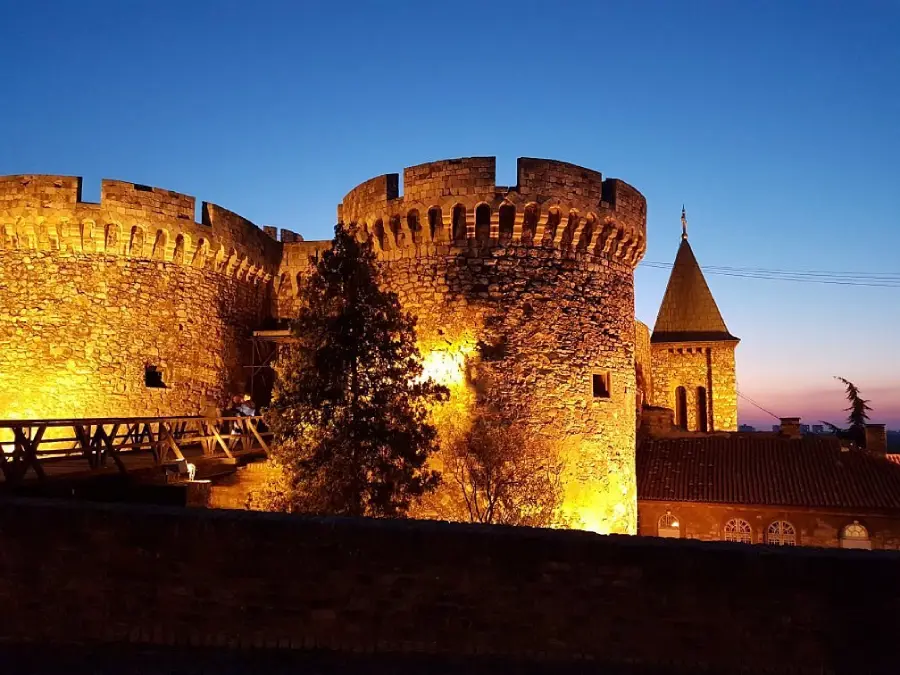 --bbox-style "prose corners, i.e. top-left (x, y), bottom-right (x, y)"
top-left (737, 390), bottom-right (781, 421)
top-left (640, 261), bottom-right (900, 287)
